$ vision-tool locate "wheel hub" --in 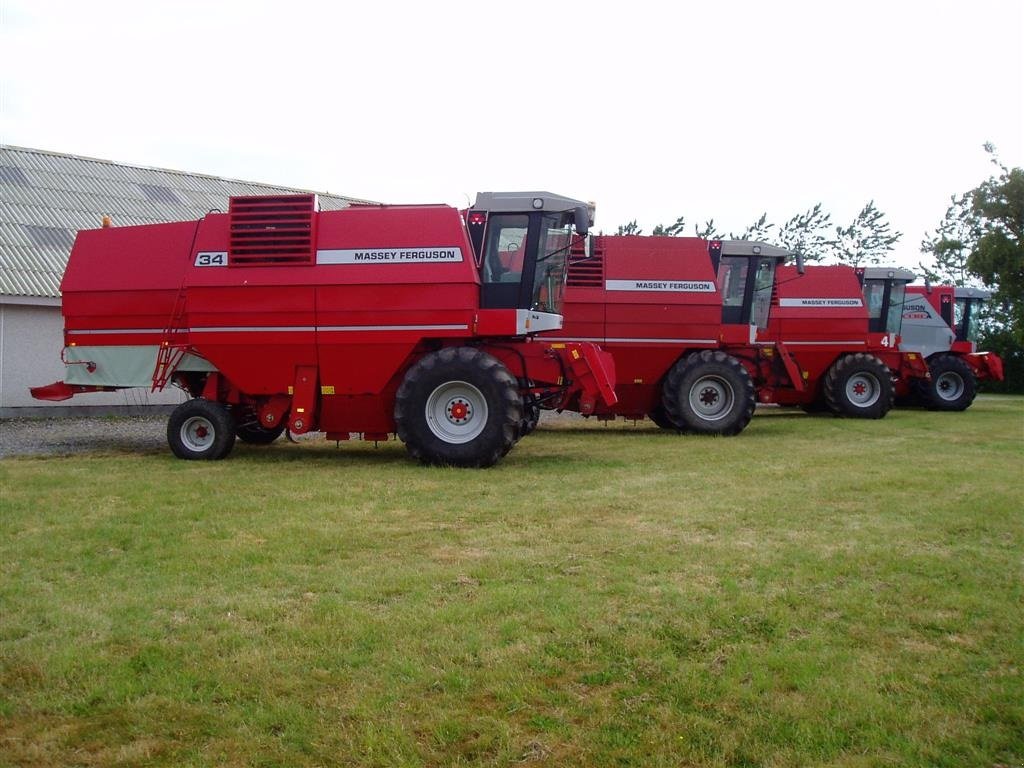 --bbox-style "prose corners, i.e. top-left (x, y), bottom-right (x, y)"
top-left (699, 387), bottom-right (720, 407)
top-left (935, 372), bottom-right (964, 400)
top-left (446, 398), bottom-right (472, 424)
top-left (688, 375), bottom-right (735, 421)
top-left (846, 373), bottom-right (880, 407)
top-left (181, 416), bottom-right (216, 451)
top-left (425, 380), bottom-right (489, 444)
